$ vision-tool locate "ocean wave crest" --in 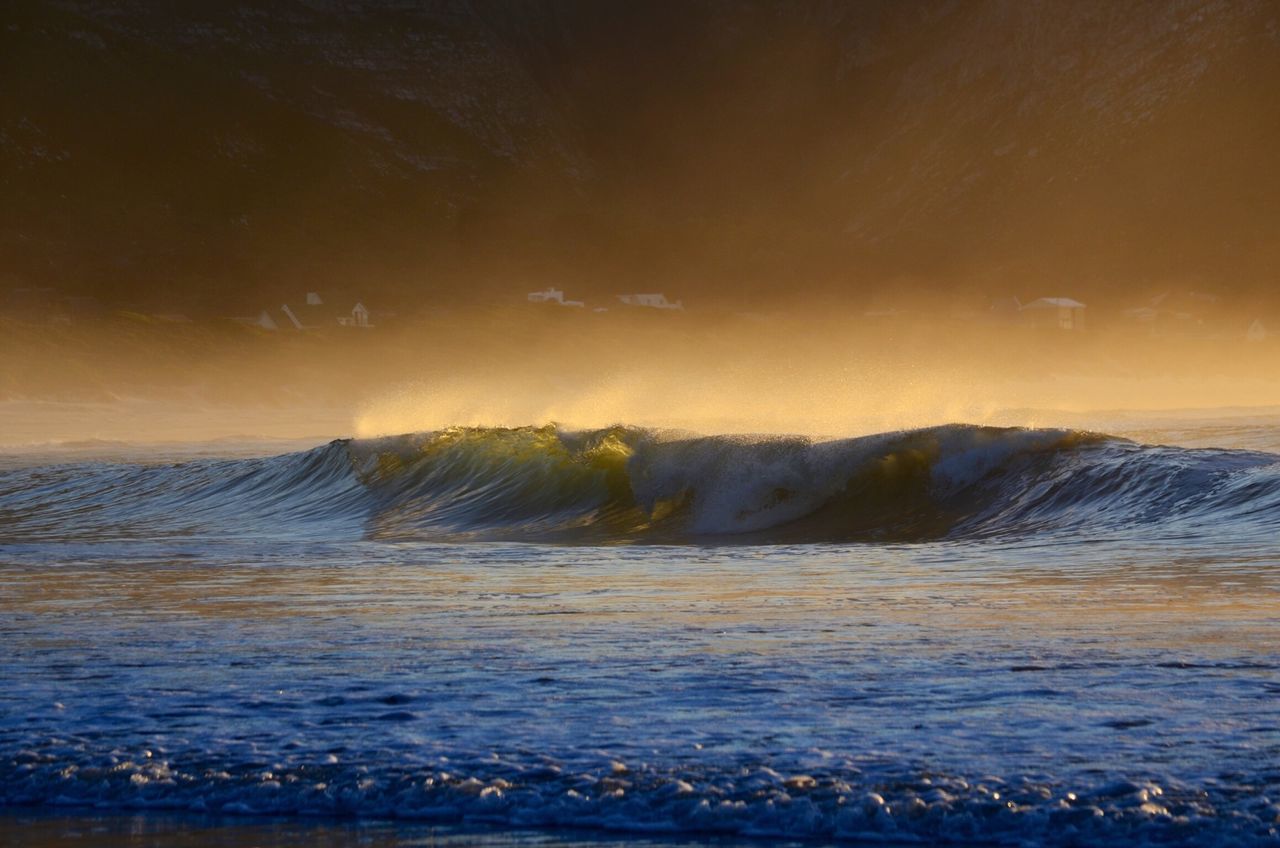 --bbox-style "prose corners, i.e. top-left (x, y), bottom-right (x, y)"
top-left (3, 423), bottom-right (1279, 544)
